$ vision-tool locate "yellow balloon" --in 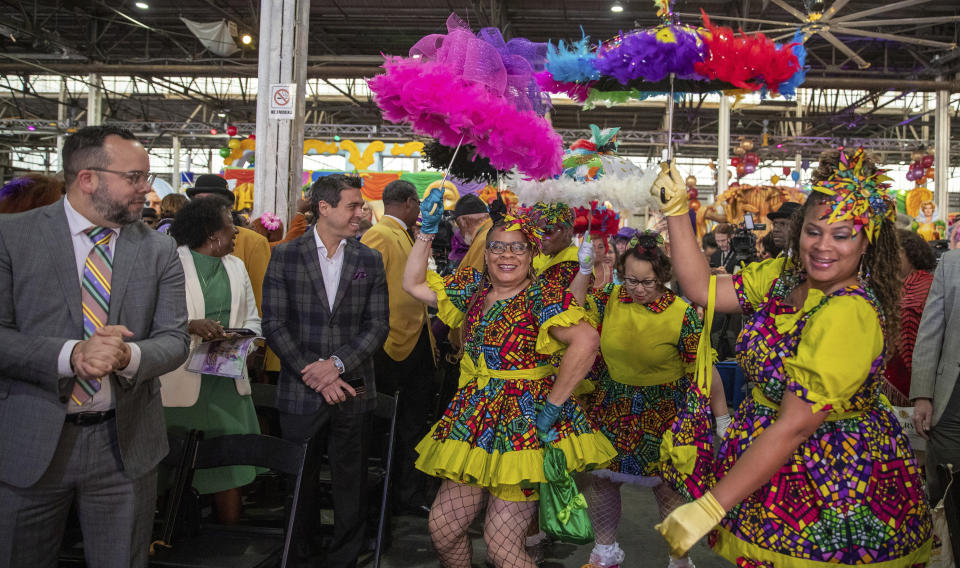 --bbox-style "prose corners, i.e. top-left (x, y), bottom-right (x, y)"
top-left (741, 140), bottom-right (755, 151)
top-left (228, 139), bottom-right (241, 150)
top-left (771, 175), bottom-right (780, 185)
